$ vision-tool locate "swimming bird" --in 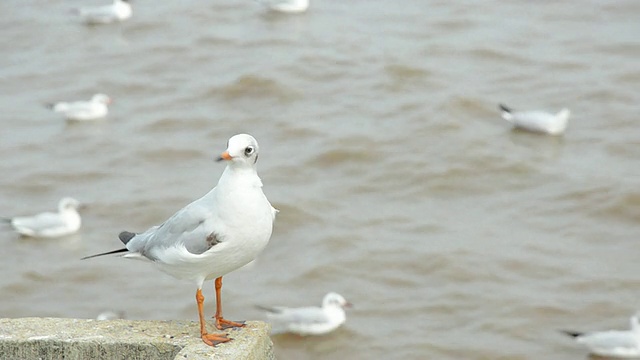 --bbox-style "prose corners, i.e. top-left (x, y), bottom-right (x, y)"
top-left (46, 93), bottom-right (111, 121)
top-left (258, 292), bottom-right (351, 335)
top-left (499, 104), bottom-right (570, 135)
top-left (74, 0), bottom-right (132, 25)
top-left (2, 198), bottom-right (82, 238)
top-left (82, 134), bottom-right (277, 347)
top-left (562, 312), bottom-right (640, 358)
top-left (255, 0), bottom-right (309, 14)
